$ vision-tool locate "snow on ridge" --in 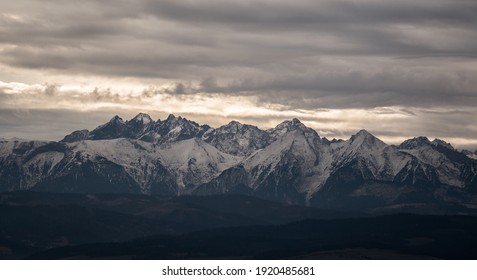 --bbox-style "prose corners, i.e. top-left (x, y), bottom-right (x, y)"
top-left (158, 138), bottom-right (242, 188)
top-left (0, 138), bottom-right (52, 157)
top-left (22, 151), bottom-right (65, 188)
top-left (131, 112), bottom-right (153, 124)
top-left (467, 154), bottom-right (477, 160)
top-left (2, 115), bottom-right (476, 198)
top-left (158, 138), bottom-right (236, 166)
